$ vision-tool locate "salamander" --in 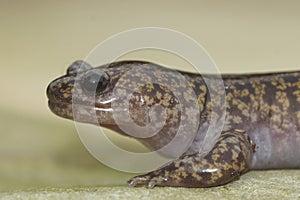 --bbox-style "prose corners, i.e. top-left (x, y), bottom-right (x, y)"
top-left (46, 60), bottom-right (300, 188)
